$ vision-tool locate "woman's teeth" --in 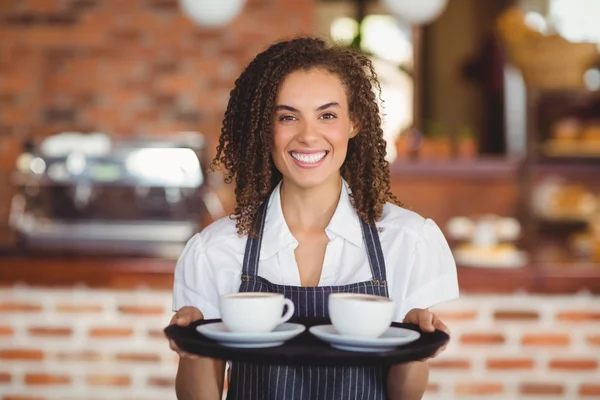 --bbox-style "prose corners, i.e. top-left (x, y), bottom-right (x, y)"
top-left (291, 151), bottom-right (327, 164)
